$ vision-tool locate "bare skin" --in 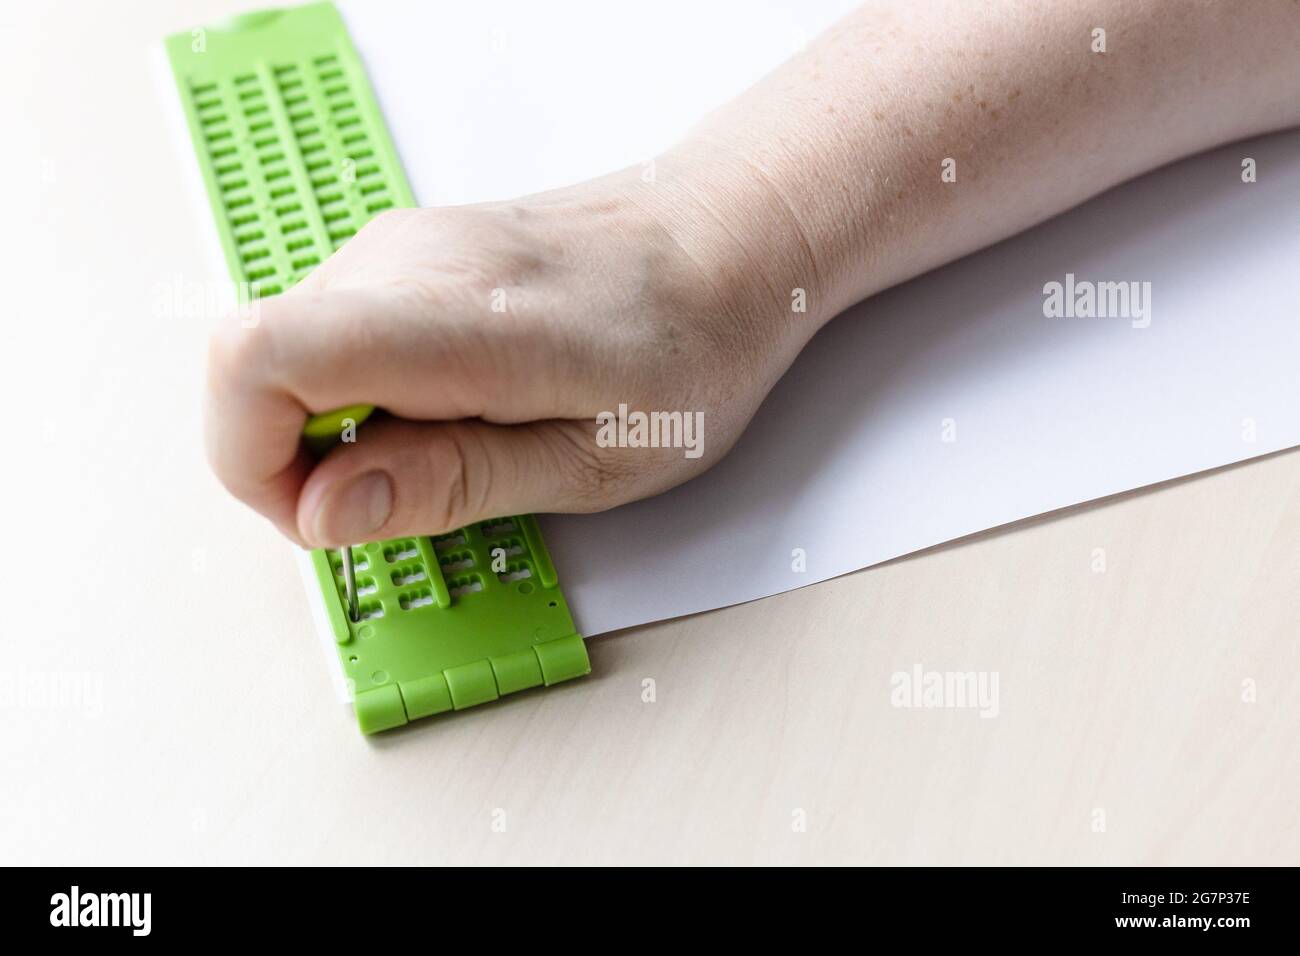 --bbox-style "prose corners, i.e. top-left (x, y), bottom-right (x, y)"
top-left (205, 0), bottom-right (1300, 549)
